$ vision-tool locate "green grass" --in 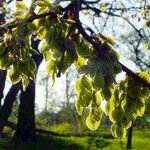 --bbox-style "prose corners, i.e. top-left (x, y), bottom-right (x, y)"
top-left (103, 129), bottom-right (150, 150)
top-left (0, 129), bottom-right (150, 150)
